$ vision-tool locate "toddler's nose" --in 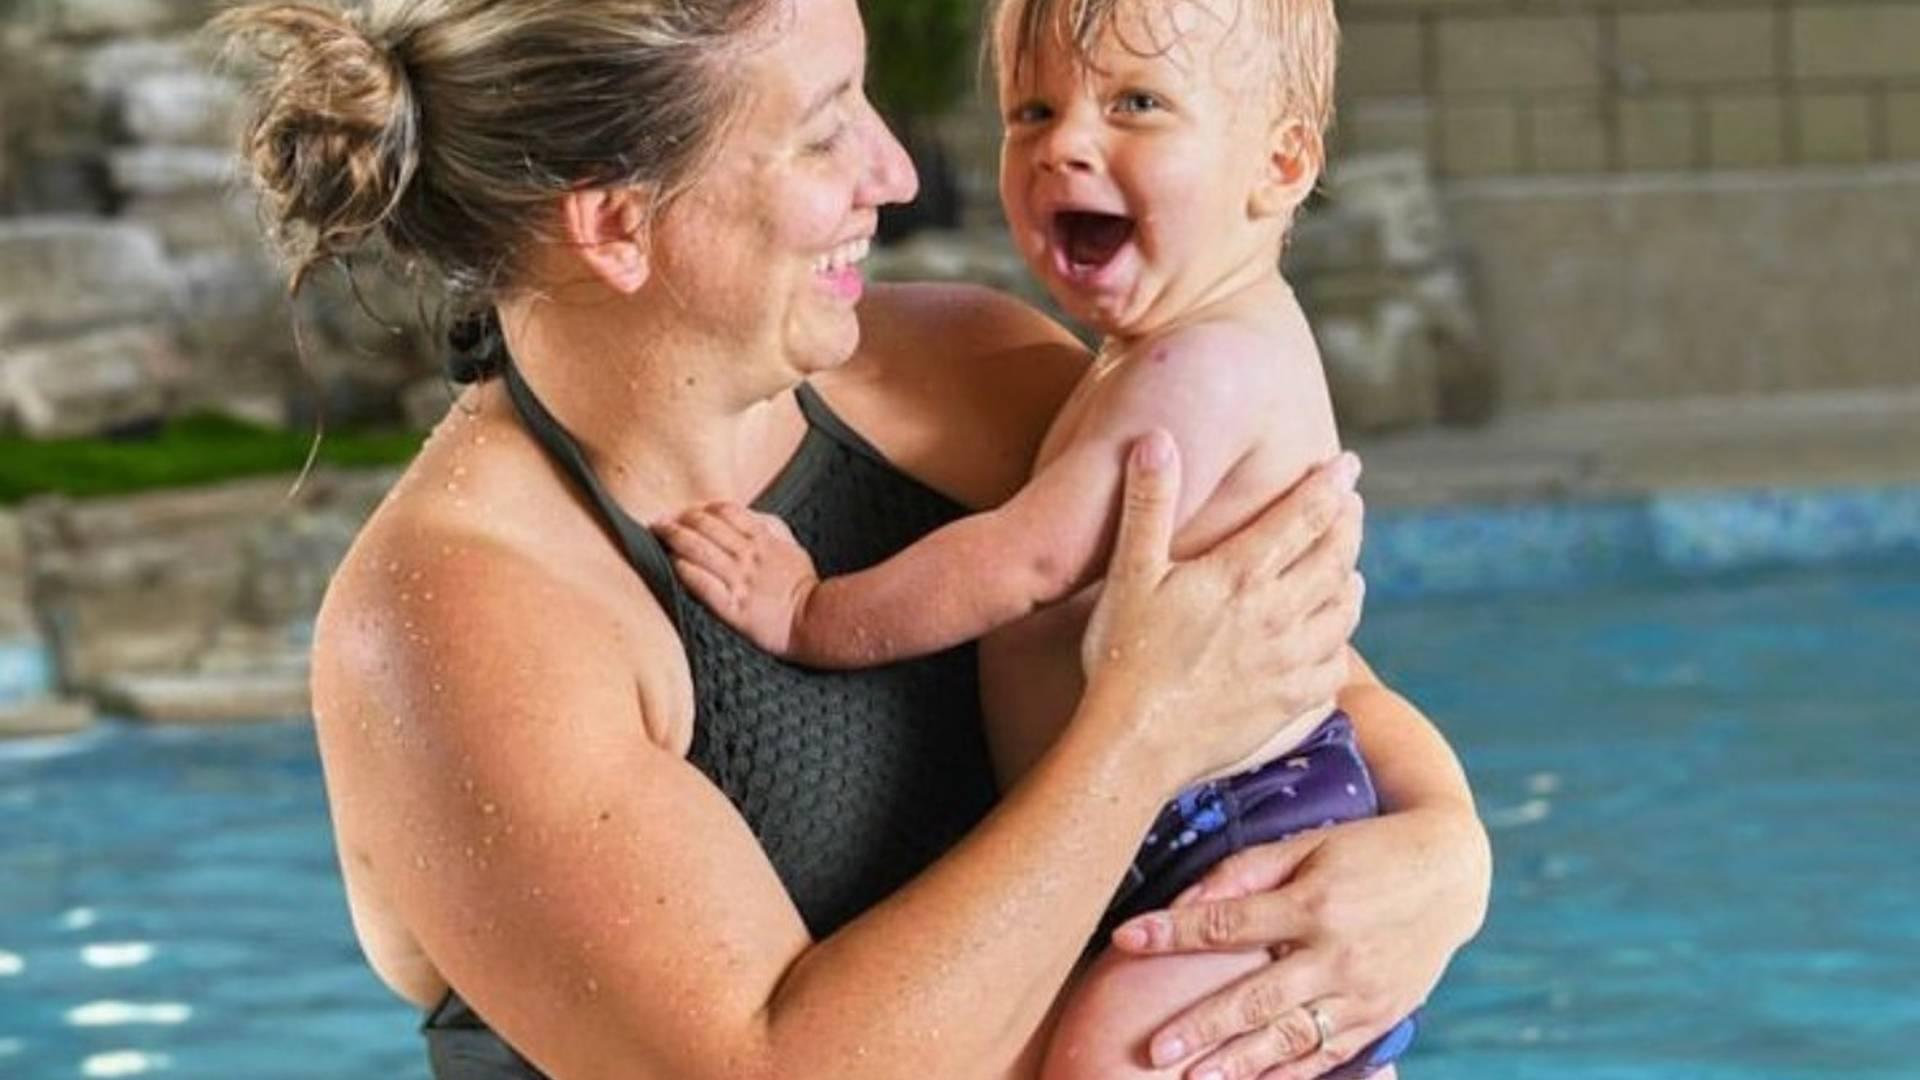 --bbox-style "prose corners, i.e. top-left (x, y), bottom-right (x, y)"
top-left (1037, 118), bottom-right (1101, 174)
